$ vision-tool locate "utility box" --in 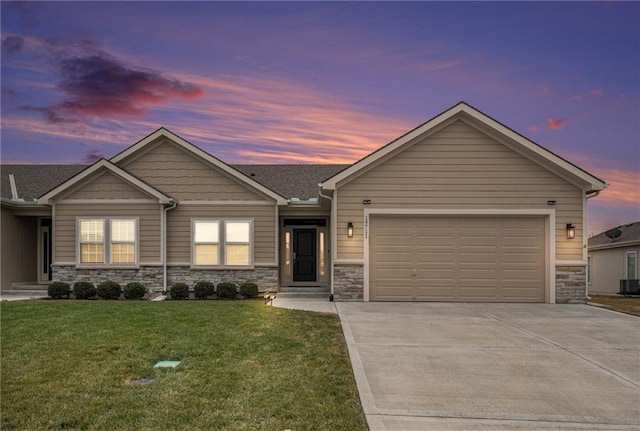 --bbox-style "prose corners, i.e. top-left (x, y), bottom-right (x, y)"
top-left (619, 279), bottom-right (640, 295)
